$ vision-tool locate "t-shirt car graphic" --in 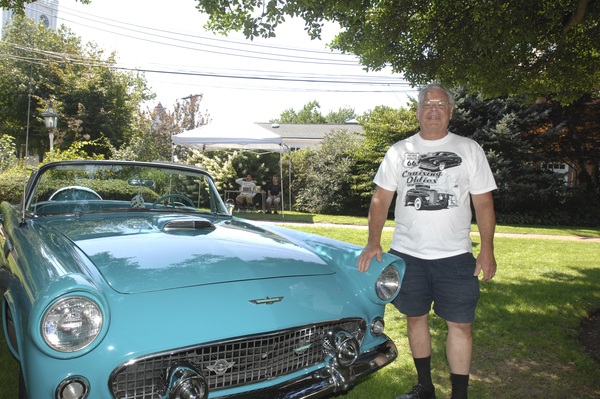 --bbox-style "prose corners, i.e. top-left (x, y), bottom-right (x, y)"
top-left (404, 184), bottom-right (455, 210)
top-left (418, 151), bottom-right (462, 171)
